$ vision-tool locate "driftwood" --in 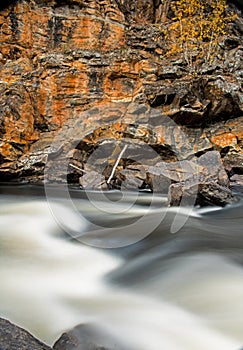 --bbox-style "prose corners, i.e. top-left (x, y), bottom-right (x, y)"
top-left (107, 144), bottom-right (128, 184)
